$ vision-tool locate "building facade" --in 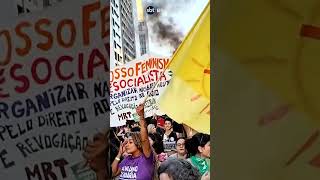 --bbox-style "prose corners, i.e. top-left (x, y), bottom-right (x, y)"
top-left (119, 0), bottom-right (136, 64)
top-left (110, 0), bottom-right (137, 68)
top-left (110, 0), bottom-right (124, 68)
top-left (137, 19), bottom-right (149, 56)
top-left (135, 0), bottom-right (149, 57)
